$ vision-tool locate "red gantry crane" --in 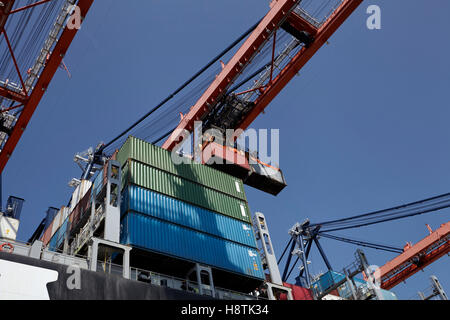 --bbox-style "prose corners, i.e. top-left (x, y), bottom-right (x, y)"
top-left (1, 0), bottom-right (448, 298)
top-left (162, 0), bottom-right (363, 151)
top-left (378, 222), bottom-right (450, 290)
top-left (0, 0), bottom-right (93, 174)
